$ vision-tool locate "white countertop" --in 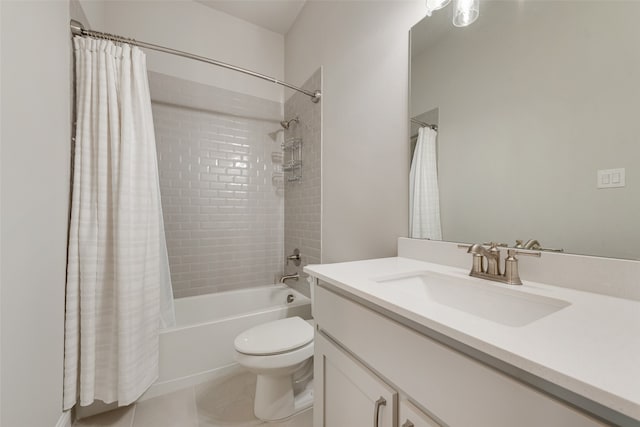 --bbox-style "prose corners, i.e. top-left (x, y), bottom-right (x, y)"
top-left (304, 257), bottom-right (640, 422)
